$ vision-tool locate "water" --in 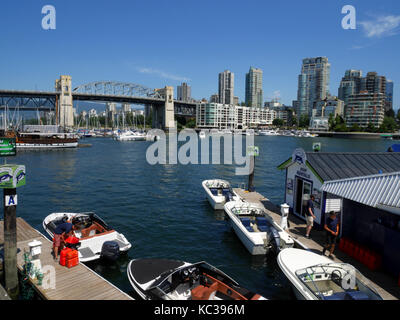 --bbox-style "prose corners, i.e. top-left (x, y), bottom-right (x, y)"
top-left (10, 135), bottom-right (395, 300)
